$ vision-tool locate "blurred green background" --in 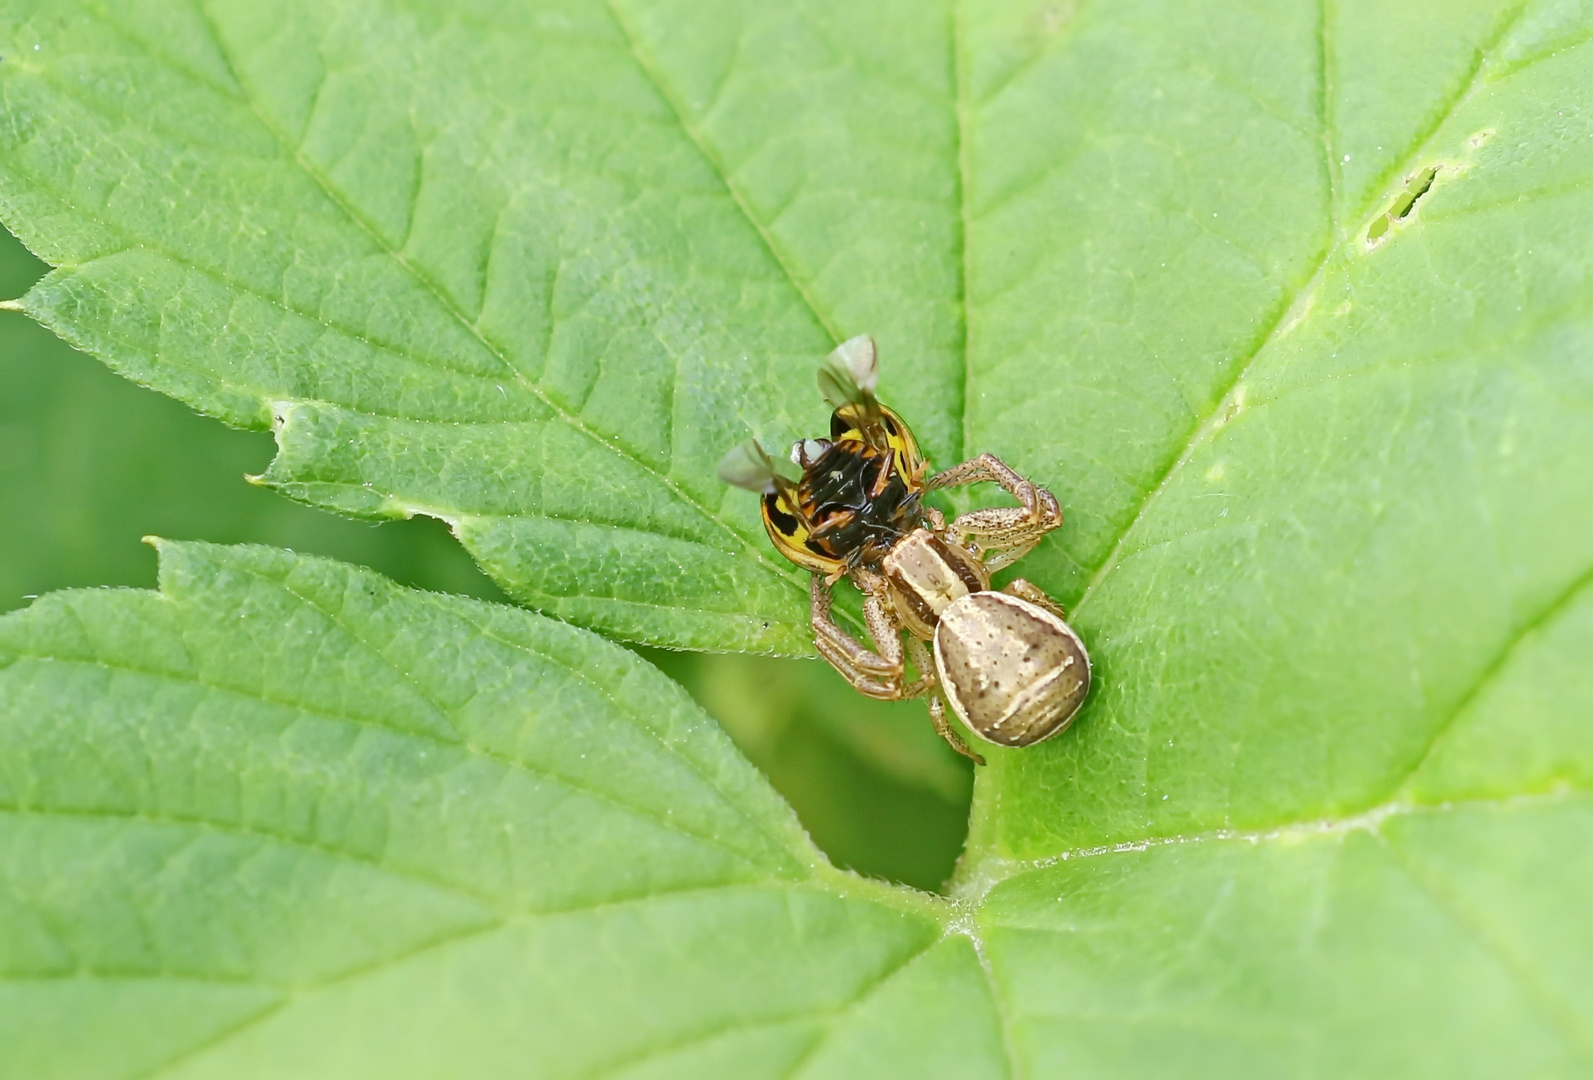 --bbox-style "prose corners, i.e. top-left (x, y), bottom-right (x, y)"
top-left (0, 226), bottom-right (972, 891)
